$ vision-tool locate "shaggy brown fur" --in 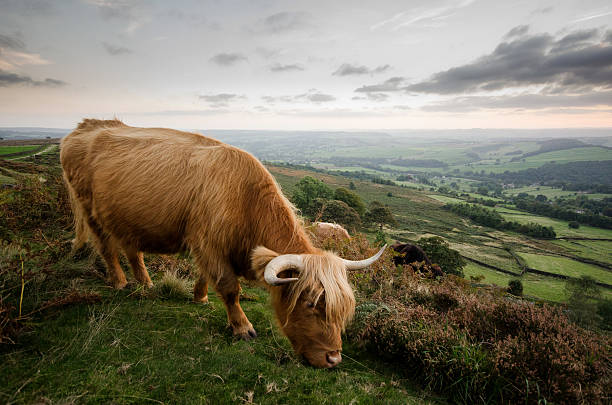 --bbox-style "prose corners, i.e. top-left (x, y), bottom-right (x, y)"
top-left (61, 119), bottom-right (357, 368)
